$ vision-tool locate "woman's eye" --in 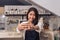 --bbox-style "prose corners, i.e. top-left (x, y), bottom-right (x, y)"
top-left (30, 14), bottom-right (32, 15)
